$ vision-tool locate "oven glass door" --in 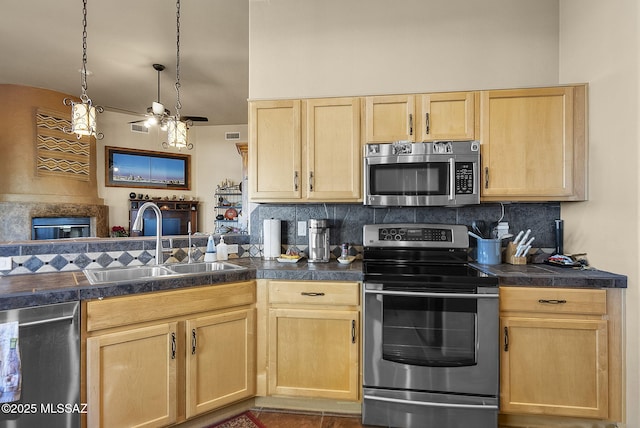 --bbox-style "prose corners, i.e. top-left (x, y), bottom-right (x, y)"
top-left (382, 291), bottom-right (477, 367)
top-left (363, 284), bottom-right (499, 396)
